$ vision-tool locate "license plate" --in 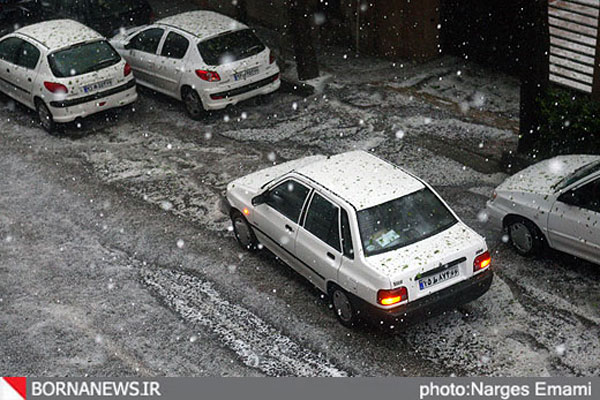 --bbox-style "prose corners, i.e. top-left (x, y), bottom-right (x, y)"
top-left (83, 79), bottom-right (113, 93)
top-left (234, 66), bottom-right (259, 81)
top-left (419, 265), bottom-right (459, 290)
